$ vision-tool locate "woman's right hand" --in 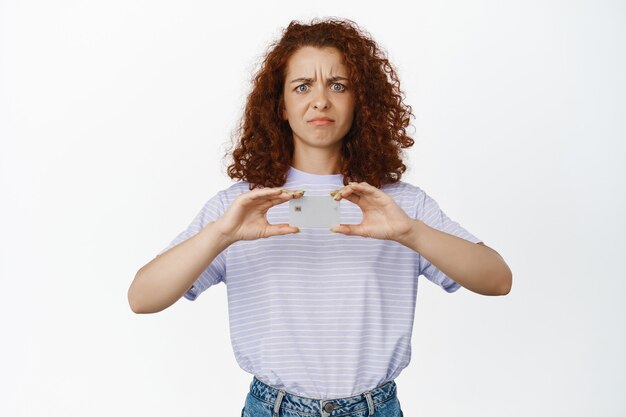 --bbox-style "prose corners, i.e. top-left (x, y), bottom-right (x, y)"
top-left (213, 187), bottom-right (305, 243)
